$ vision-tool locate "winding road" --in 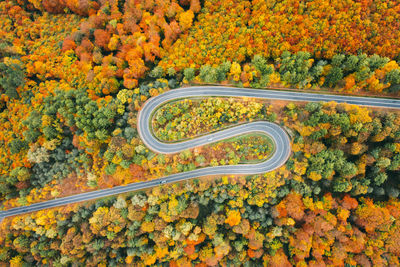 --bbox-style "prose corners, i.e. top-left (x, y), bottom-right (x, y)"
top-left (2, 86), bottom-right (400, 220)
